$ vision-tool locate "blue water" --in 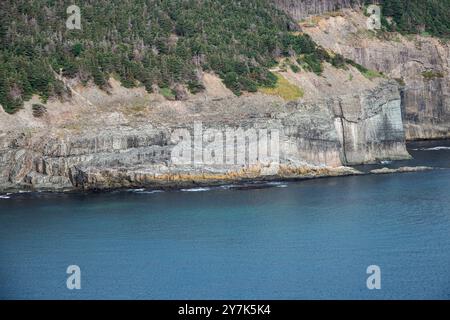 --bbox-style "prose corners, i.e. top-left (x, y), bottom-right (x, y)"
top-left (1, 141), bottom-right (450, 299)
